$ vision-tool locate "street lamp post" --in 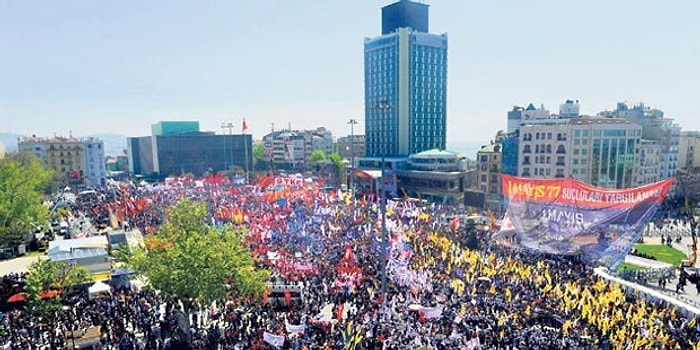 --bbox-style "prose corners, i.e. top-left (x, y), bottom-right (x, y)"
top-left (221, 122), bottom-right (234, 172)
top-left (347, 119), bottom-right (358, 198)
top-left (374, 101), bottom-right (392, 303)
